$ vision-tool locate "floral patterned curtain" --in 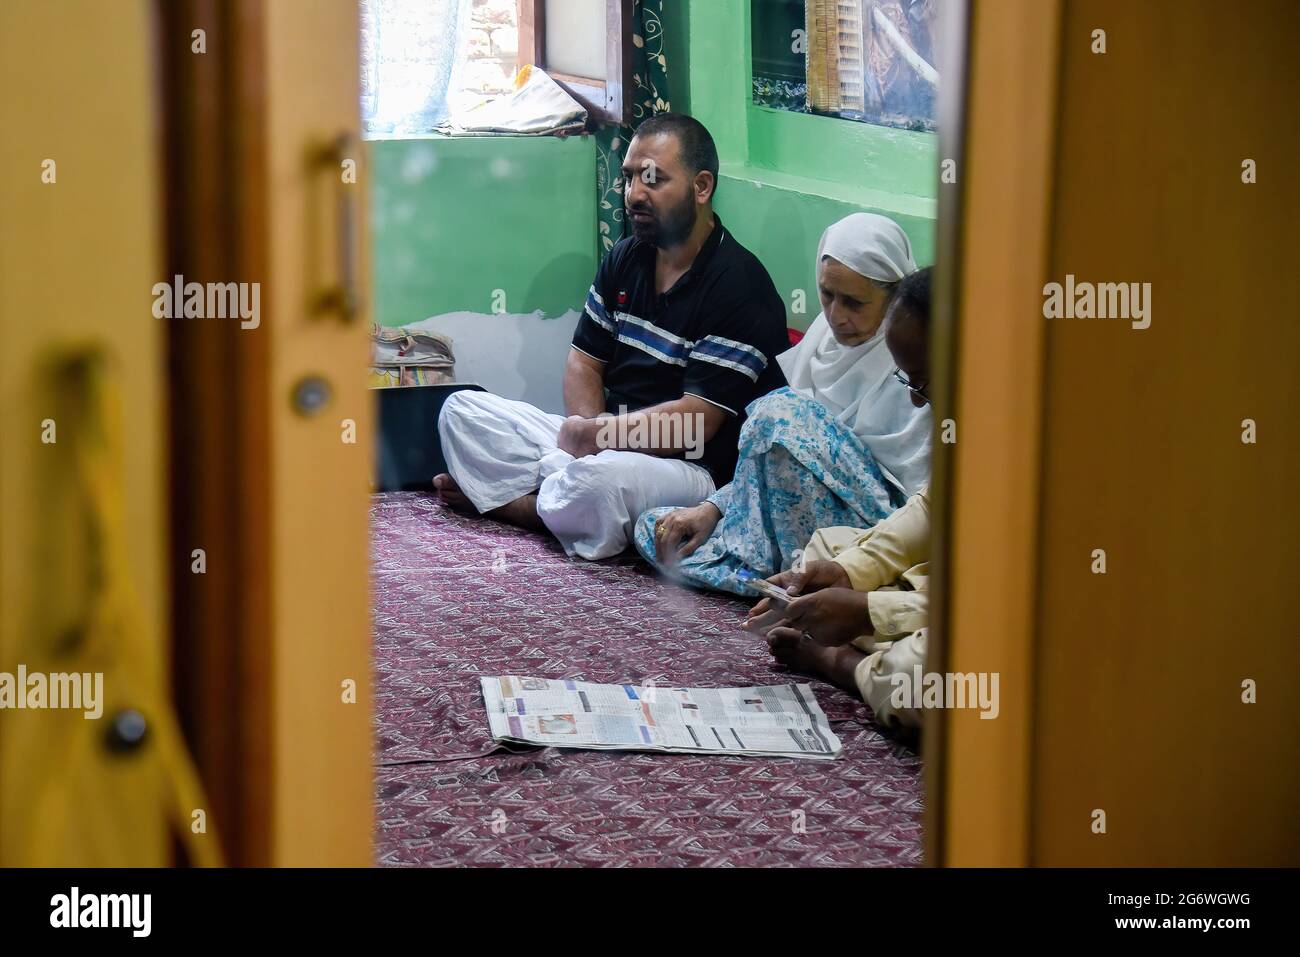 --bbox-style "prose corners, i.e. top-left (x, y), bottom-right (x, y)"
top-left (594, 1), bottom-right (671, 254)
